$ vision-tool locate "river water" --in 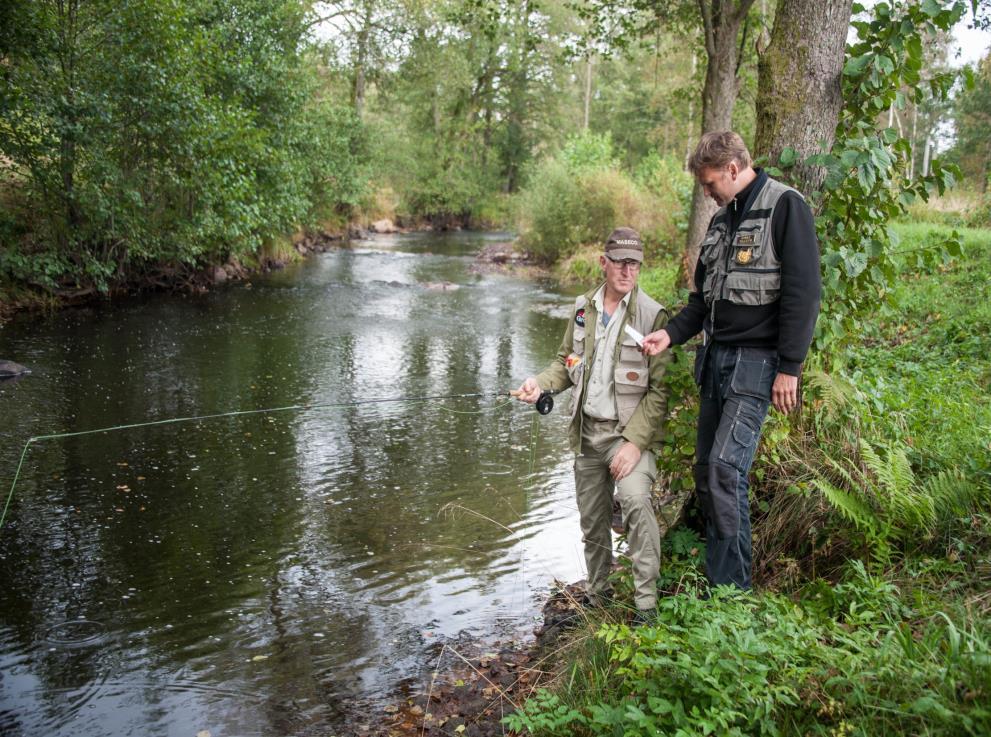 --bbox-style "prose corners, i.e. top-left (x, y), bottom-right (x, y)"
top-left (0, 233), bottom-right (587, 736)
